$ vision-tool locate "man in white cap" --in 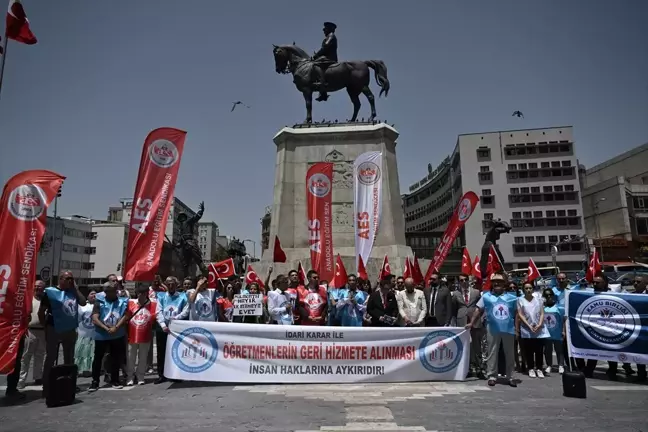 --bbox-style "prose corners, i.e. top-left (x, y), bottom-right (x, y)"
top-left (466, 272), bottom-right (518, 387)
